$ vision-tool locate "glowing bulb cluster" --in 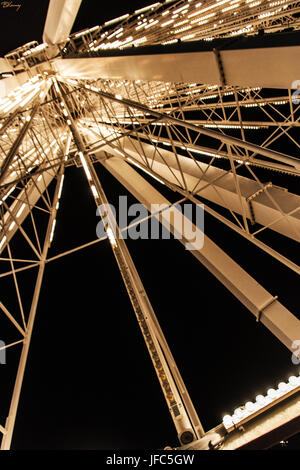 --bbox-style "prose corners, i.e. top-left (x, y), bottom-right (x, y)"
top-left (222, 373), bottom-right (300, 431)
